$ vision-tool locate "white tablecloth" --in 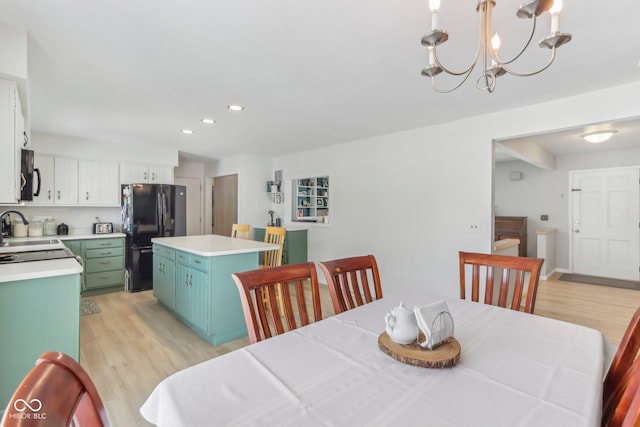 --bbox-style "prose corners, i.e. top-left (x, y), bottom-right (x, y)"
top-left (141, 293), bottom-right (608, 427)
